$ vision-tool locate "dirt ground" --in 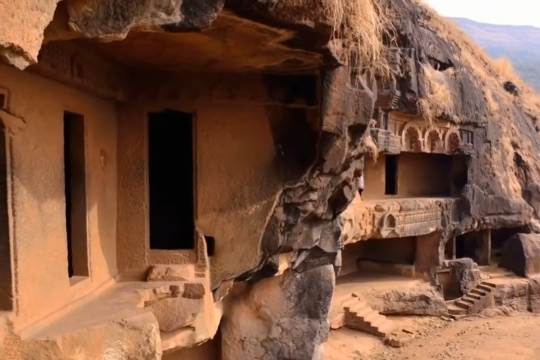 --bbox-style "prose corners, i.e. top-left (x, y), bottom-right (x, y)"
top-left (325, 313), bottom-right (540, 360)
